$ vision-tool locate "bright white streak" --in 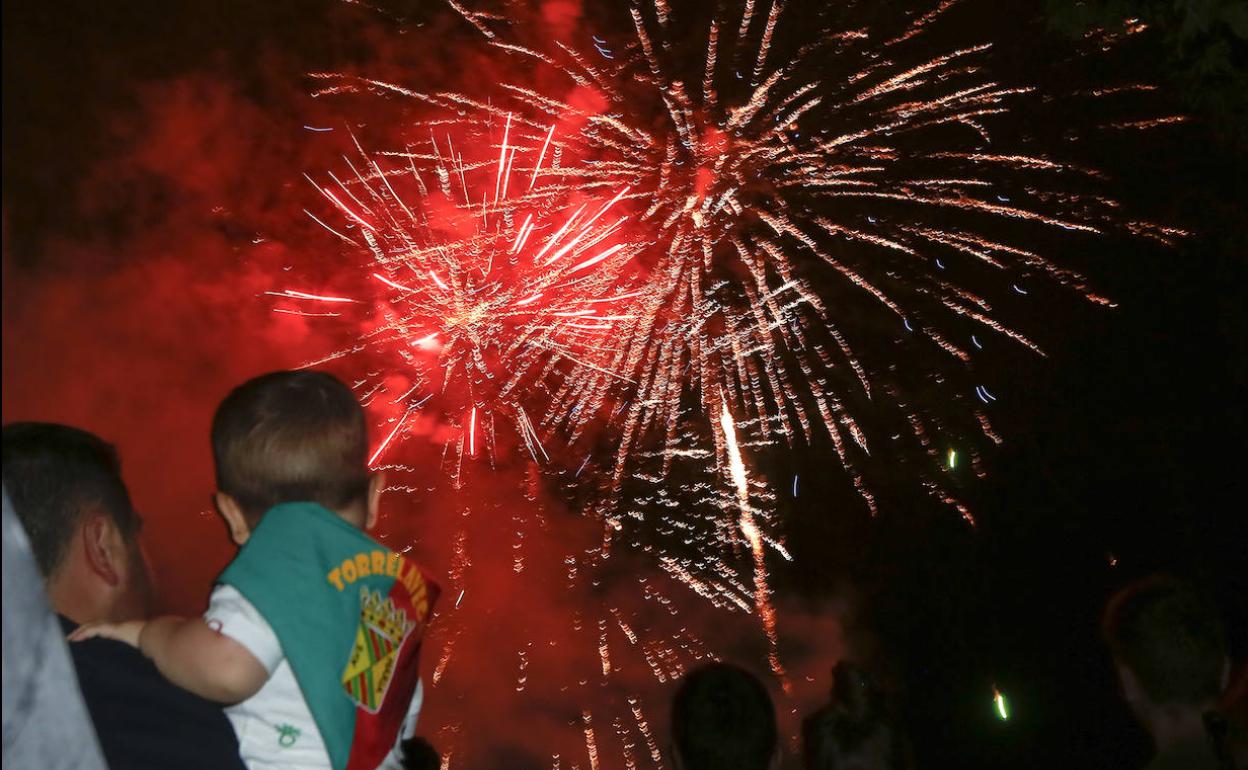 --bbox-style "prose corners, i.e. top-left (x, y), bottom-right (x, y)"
top-left (494, 113), bottom-right (512, 204)
top-left (369, 406), bottom-right (415, 467)
top-left (373, 273), bottom-right (419, 293)
top-left (529, 124), bottom-right (556, 191)
top-left (266, 289), bottom-right (358, 303)
top-left (568, 243), bottom-right (627, 274)
top-left (511, 214), bottom-right (534, 254)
